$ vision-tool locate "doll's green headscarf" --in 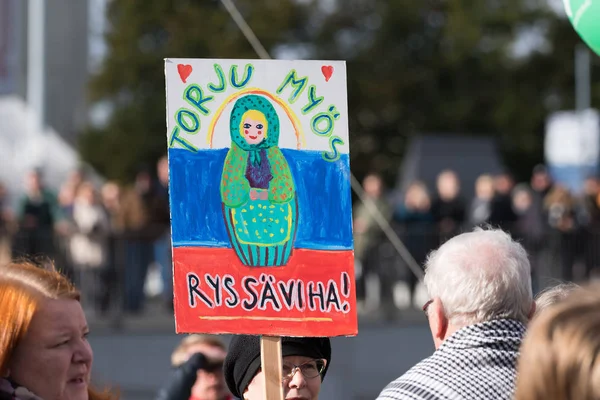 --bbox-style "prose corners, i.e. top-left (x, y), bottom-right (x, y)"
top-left (230, 95), bottom-right (280, 166)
